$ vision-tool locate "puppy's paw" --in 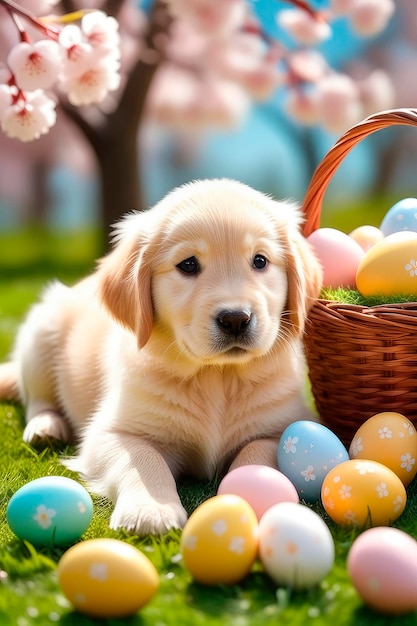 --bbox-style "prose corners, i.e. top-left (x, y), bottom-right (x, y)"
top-left (110, 498), bottom-right (188, 536)
top-left (23, 412), bottom-right (72, 446)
